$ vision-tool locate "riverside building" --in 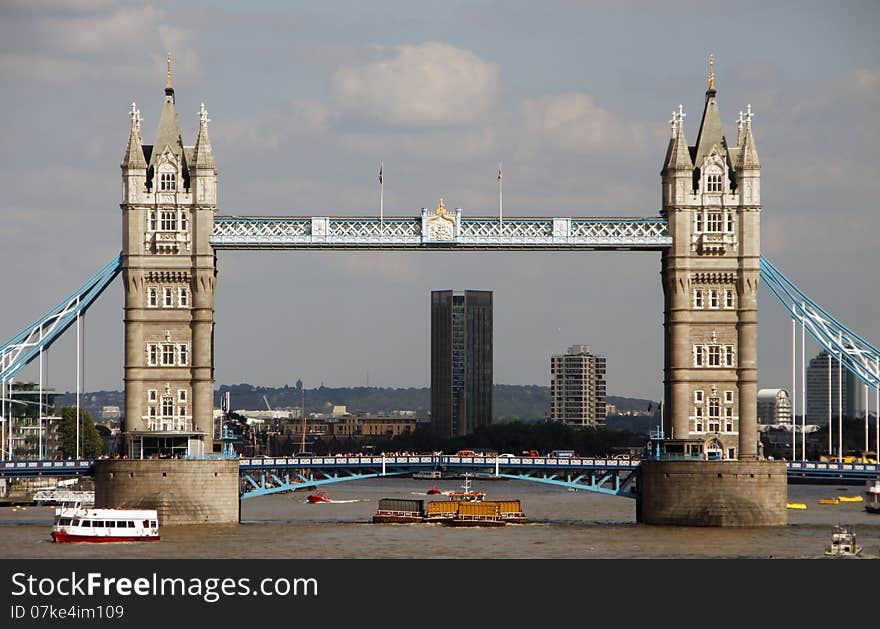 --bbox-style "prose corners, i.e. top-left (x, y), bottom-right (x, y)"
top-left (550, 345), bottom-right (607, 428)
top-left (430, 290), bottom-right (493, 438)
